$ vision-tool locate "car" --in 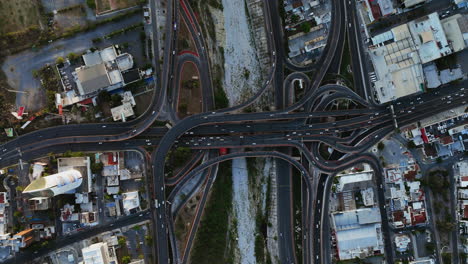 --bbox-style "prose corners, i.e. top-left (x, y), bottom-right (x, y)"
top-left (102, 125), bottom-right (107, 128)
top-left (139, 214), bottom-right (143, 217)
